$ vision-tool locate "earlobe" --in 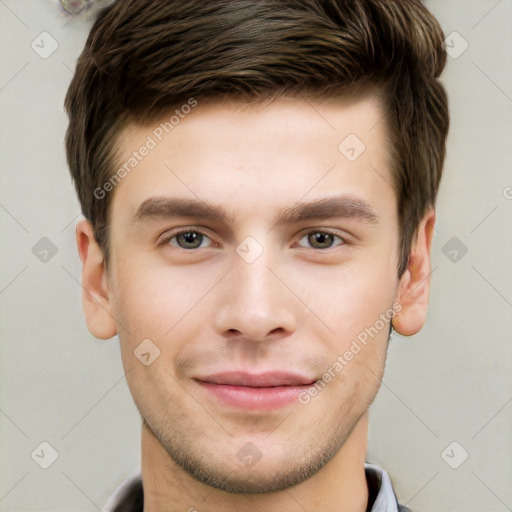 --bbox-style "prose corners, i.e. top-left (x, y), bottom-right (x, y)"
top-left (392, 210), bottom-right (436, 336)
top-left (76, 219), bottom-right (118, 340)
